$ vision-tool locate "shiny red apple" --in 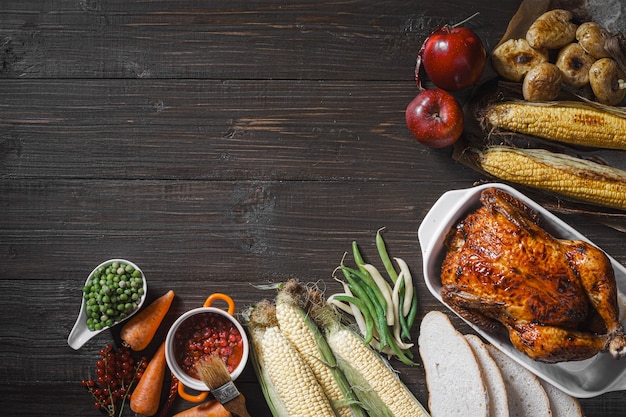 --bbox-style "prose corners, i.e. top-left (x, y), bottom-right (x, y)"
top-left (420, 24), bottom-right (486, 91)
top-left (405, 88), bottom-right (464, 148)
